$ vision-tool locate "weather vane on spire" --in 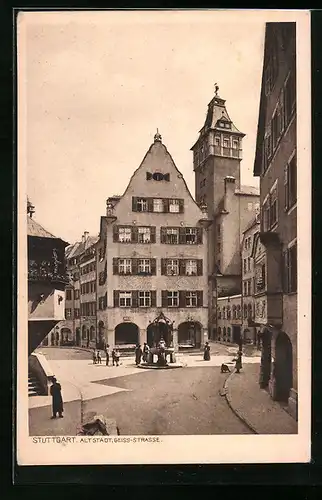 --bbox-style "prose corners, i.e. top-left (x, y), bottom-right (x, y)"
top-left (214, 83), bottom-right (219, 96)
top-left (154, 128), bottom-right (162, 143)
